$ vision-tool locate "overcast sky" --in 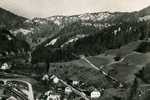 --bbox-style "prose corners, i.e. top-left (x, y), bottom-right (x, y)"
top-left (0, 0), bottom-right (150, 18)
